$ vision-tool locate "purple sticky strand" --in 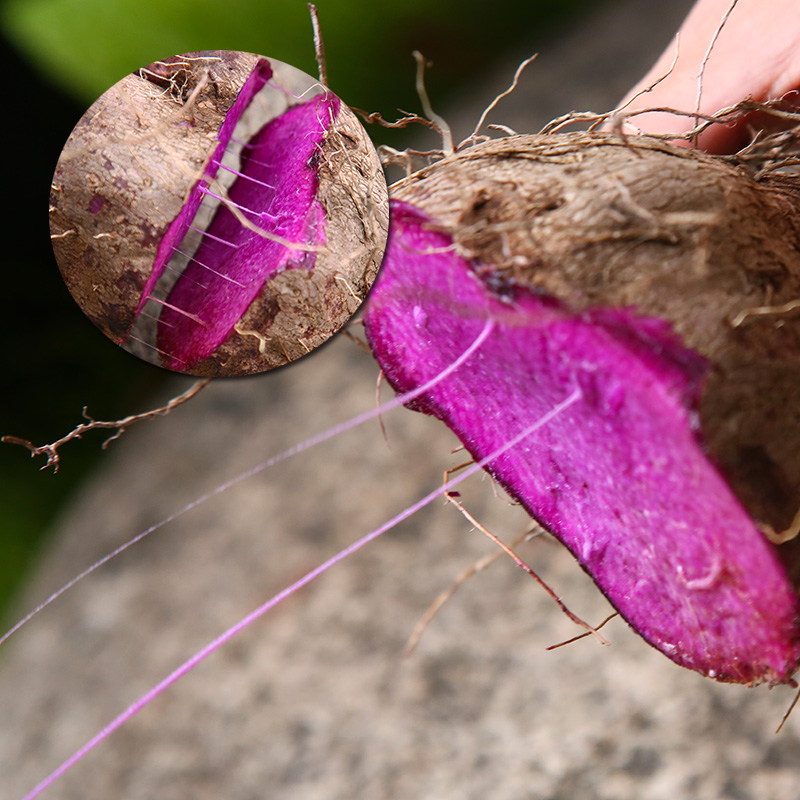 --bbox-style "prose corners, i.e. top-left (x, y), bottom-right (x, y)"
top-left (219, 163), bottom-right (276, 189)
top-left (144, 297), bottom-right (207, 327)
top-left (197, 187), bottom-right (252, 214)
top-left (187, 225), bottom-right (241, 248)
top-left (163, 264), bottom-right (209, 290)
top-left (197, 187), bottom-right (280, 224)
top-left (222, 143), bottom-right (276, 169)
top-left (172, 247), bottom-right (247, 287)
top-left (0, 320), bottom-right (495, 651)
top-left (228, 135), bottom-right (252, 147)
top-left (124, 336), bottom-right (187, 364)
top-left (21, 385), bottom-right (580, 800)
